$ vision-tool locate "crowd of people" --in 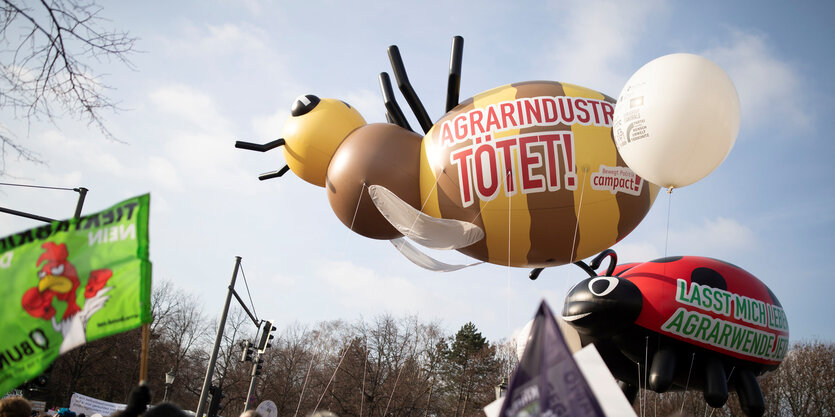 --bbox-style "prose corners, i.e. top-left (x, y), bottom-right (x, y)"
top-left (0, 385), bottom-right (338, 417)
